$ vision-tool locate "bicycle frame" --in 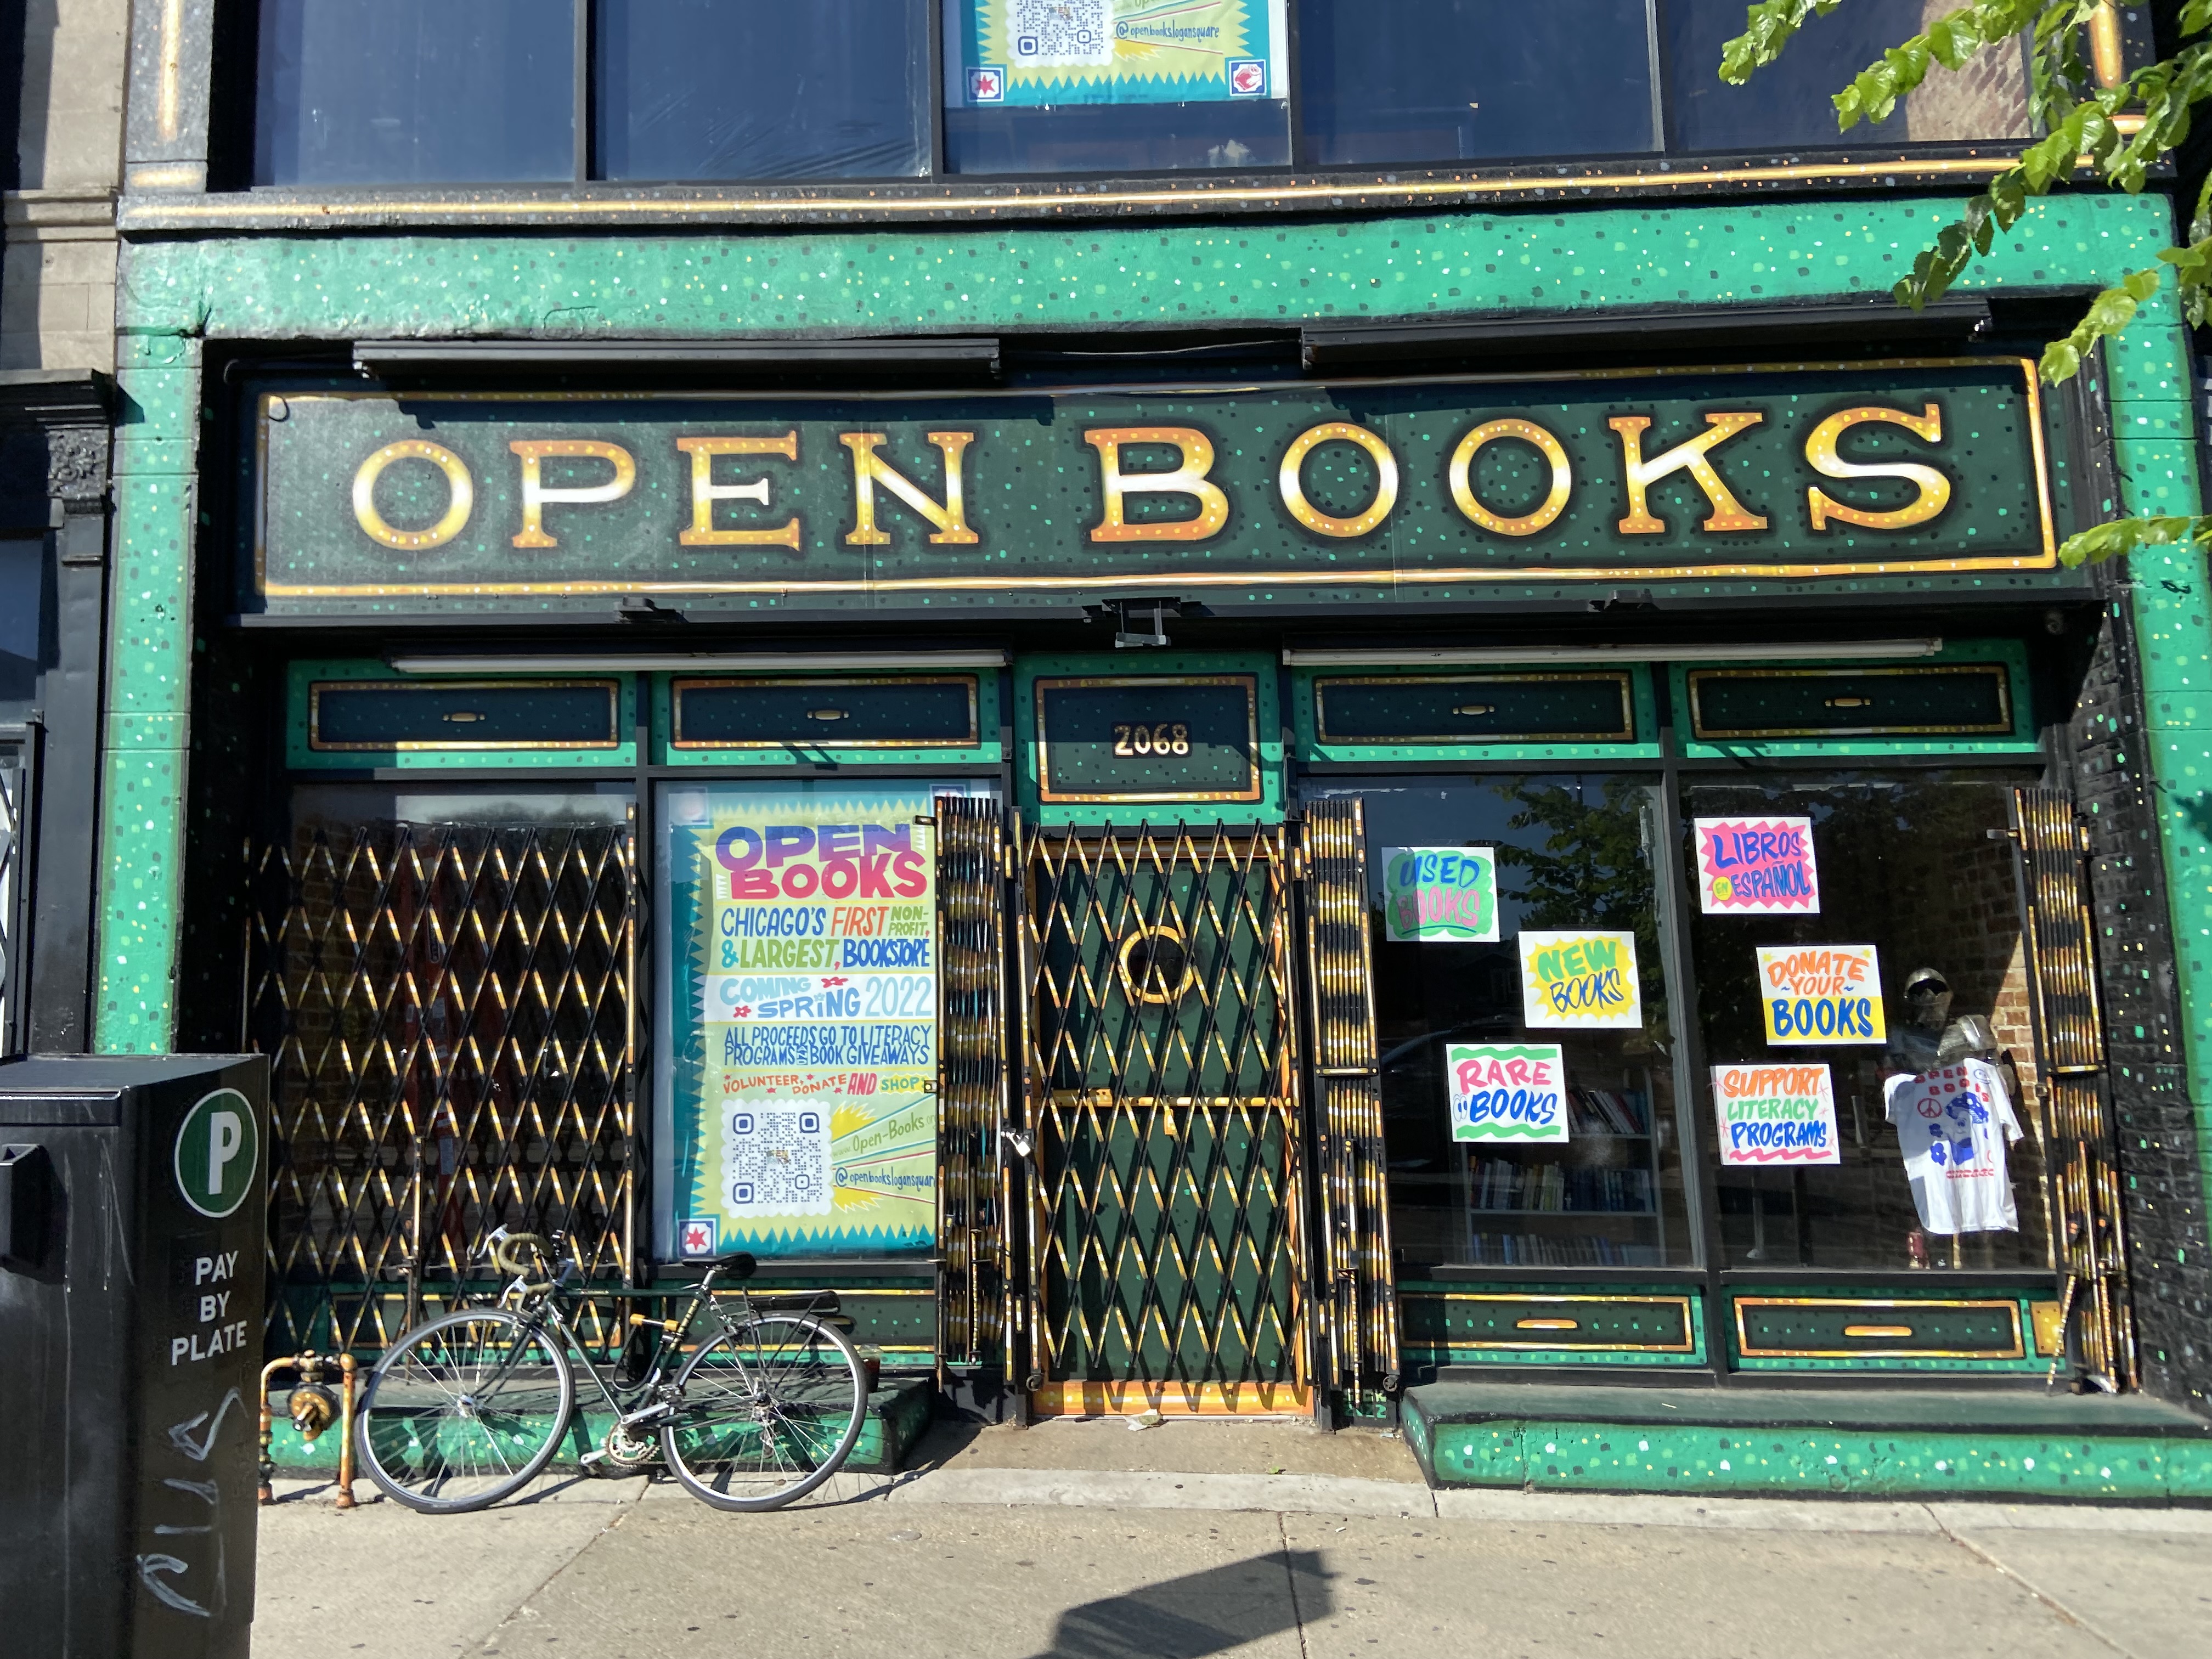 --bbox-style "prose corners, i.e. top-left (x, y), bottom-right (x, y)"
top-left (514, 1263), bottom-right (754, 1432)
